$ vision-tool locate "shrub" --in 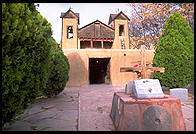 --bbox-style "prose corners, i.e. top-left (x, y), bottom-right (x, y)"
top-left (42, 39), bottom-right (70, 97)
top-left (153, 12), bottom-right (194, 88)
top-left (2, 3), bottom-right (52, 126)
